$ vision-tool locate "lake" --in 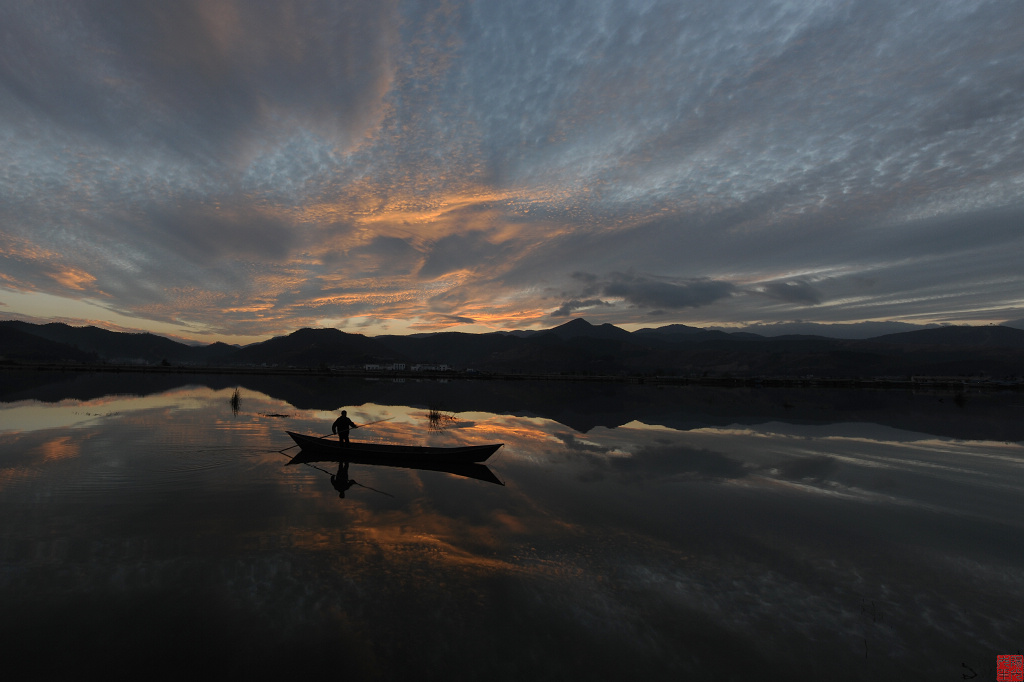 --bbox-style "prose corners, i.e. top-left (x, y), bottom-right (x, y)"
top-left (1, 371), bottom-right (1022, 680)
